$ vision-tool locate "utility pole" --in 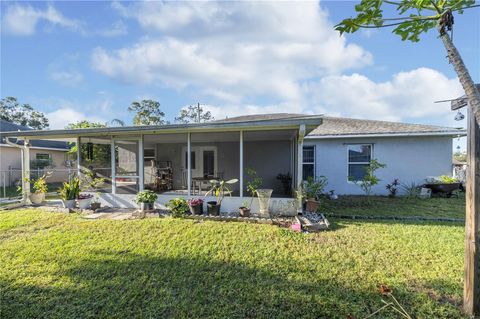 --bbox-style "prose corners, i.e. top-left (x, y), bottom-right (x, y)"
top-left (197, 103), bottom-right (201, 123)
